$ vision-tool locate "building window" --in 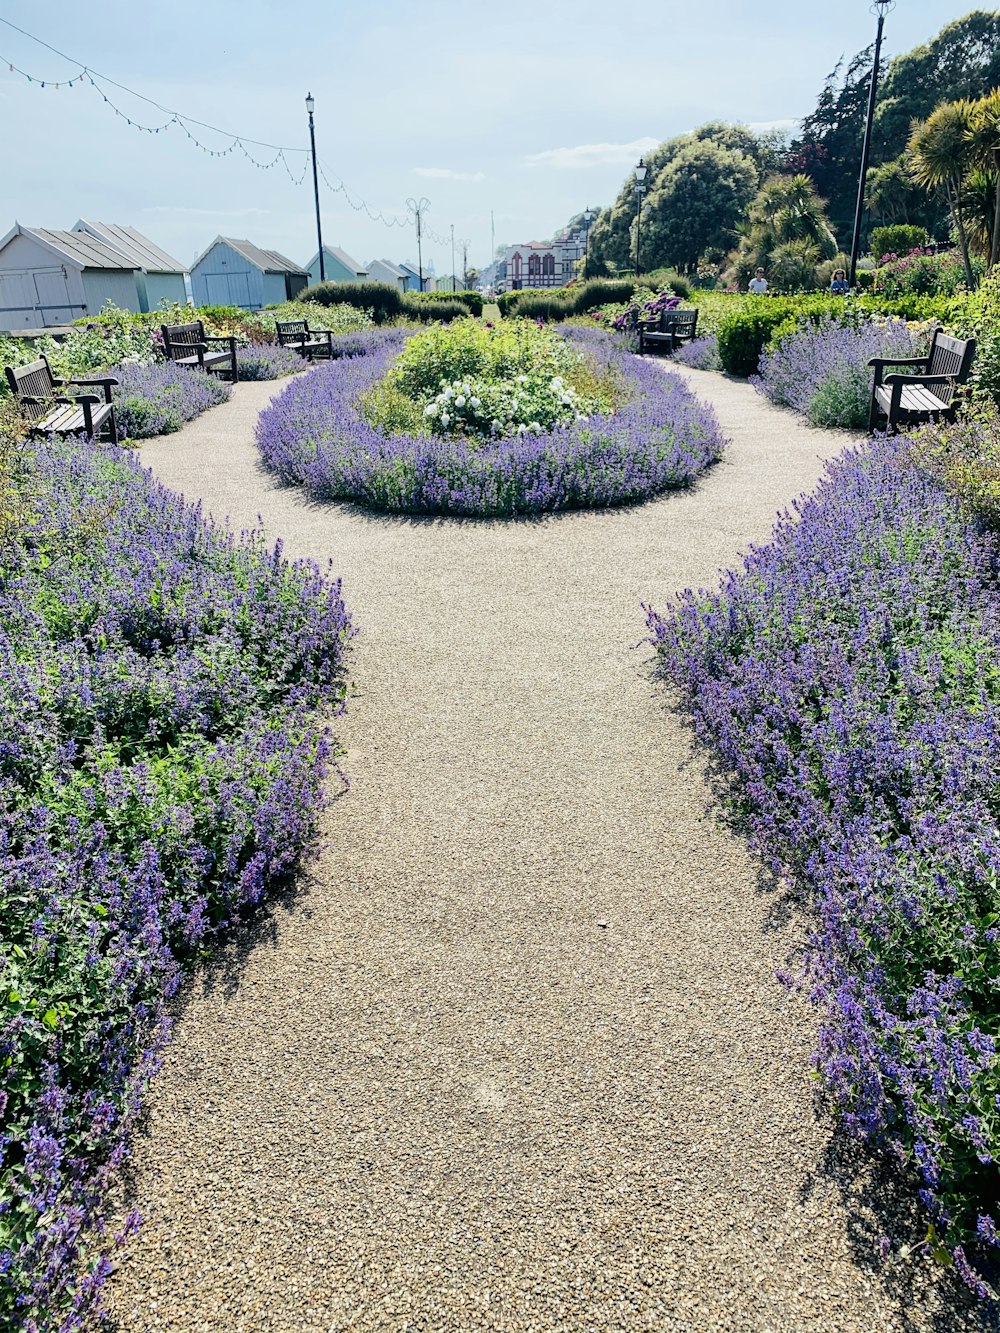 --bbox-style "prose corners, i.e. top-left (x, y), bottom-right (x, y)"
top-left (528, 254), bottom-right (541, 277)
top-left (542, 254), bottom-right (555, 277)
